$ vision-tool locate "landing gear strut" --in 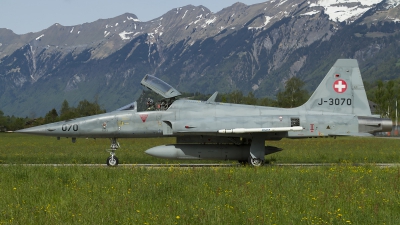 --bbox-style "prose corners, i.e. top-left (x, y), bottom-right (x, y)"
top-left (248, 134), bottom-right (265, 167)
top-left (106, 138), bottom-right (120, 166)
